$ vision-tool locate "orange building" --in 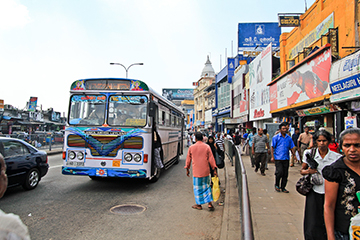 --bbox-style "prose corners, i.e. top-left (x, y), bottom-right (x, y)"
top-left (268, 0), bottom-right (360, 136)
top-left (280, 0), bottom-right (360, 73)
